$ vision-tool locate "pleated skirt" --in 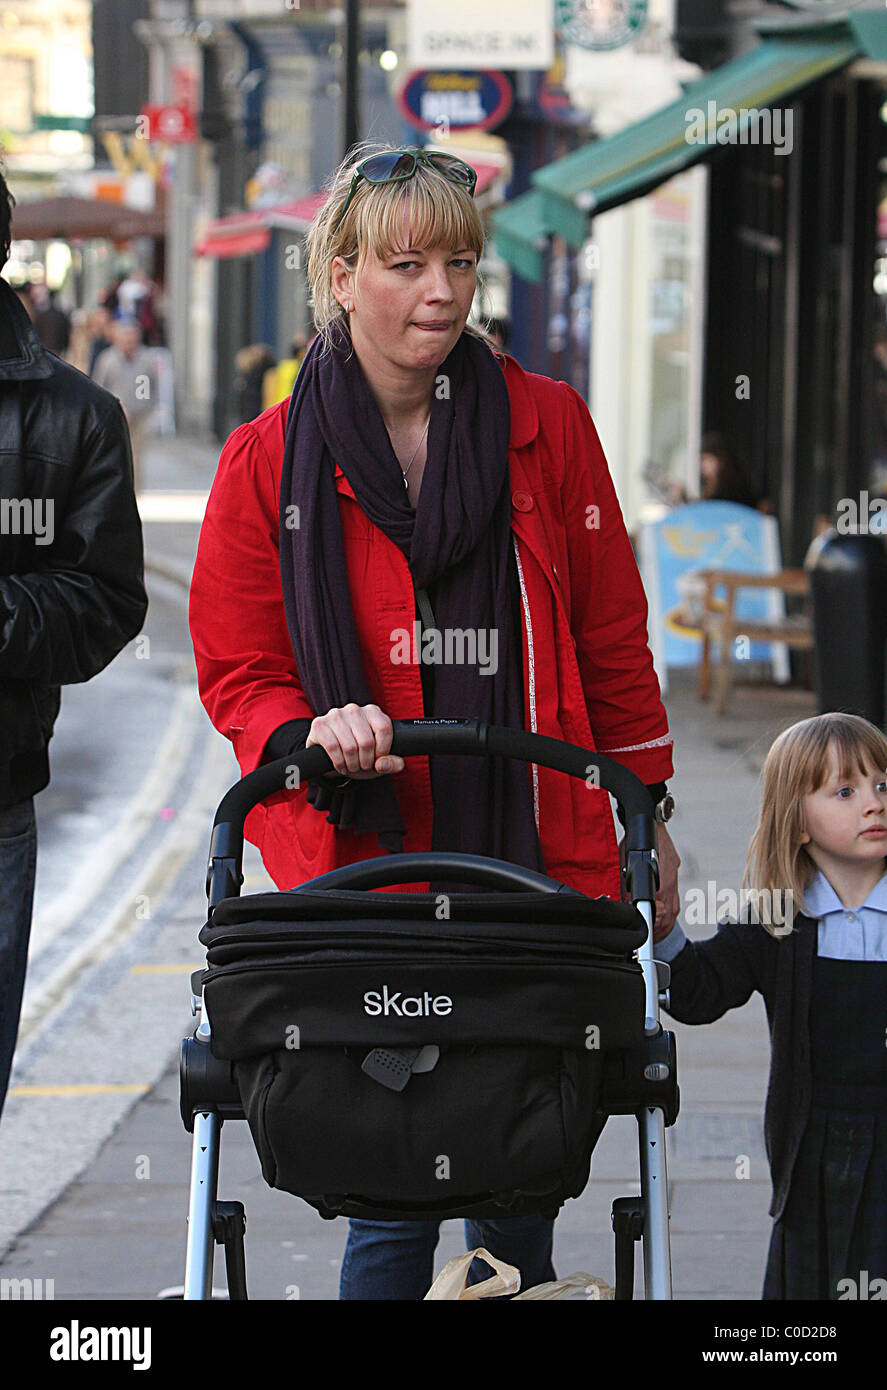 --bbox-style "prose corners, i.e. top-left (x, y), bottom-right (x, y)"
top-left (763, 1107), bottom-right (887, 1300)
